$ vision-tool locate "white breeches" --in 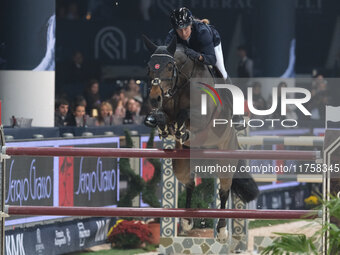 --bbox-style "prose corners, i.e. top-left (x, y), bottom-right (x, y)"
top-left (214, 43), bottom-right (228, 80)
